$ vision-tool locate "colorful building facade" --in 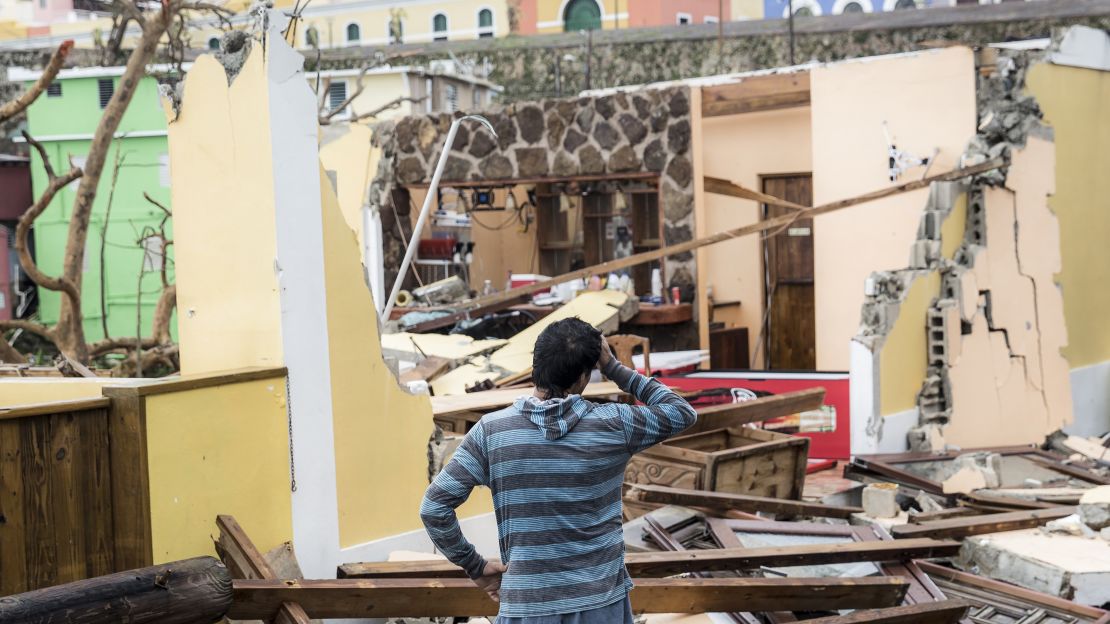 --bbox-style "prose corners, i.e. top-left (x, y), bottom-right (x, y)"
top-left (764, 0), bottom-right (950, 18)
